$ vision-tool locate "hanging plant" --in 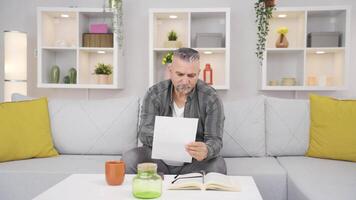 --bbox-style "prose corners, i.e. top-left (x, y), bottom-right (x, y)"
top-left (106, 0), bottom-right (124, 49)
top-left (255, 0), bottom-right (275, 65)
